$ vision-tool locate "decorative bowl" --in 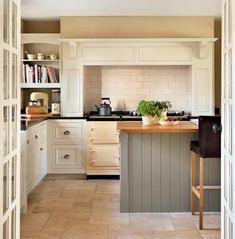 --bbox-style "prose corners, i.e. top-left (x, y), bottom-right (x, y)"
top-left (27, 54), bottom-right (36, 60)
